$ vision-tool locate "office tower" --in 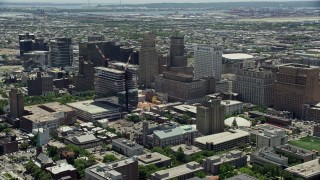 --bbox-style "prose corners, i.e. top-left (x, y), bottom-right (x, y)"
top-left (169, 32), bottom-right (187, 67)
top-left (27, 72), bottom-right (54, 96)
top-left (274, 64), bottom-right (320, 118)
top-left (73, 58), bottom-right (95, 92)
top-left (9, 88), bottom-right (24, 118)
top-left (87, 34), bottom-right (105, 42)
top-left (49, 38), bottom-right (73, 67)
top-left (155, 32), bottom-right (214, 103)
top-left (194, 45), bottom-right (222, 80)
top-left (196, 95), bottom-right (225, 135)
top-left (233, 68), bottom-right (274, 107)
top-left (138, 32), bottom-right (159, 88)
top-left (19, 33), bottom-right (35, 56)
